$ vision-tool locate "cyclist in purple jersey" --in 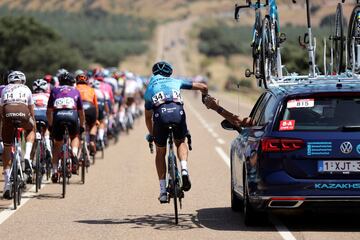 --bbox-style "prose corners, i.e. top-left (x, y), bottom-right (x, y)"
top-left (47, 72), bottom-right (85, 183)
